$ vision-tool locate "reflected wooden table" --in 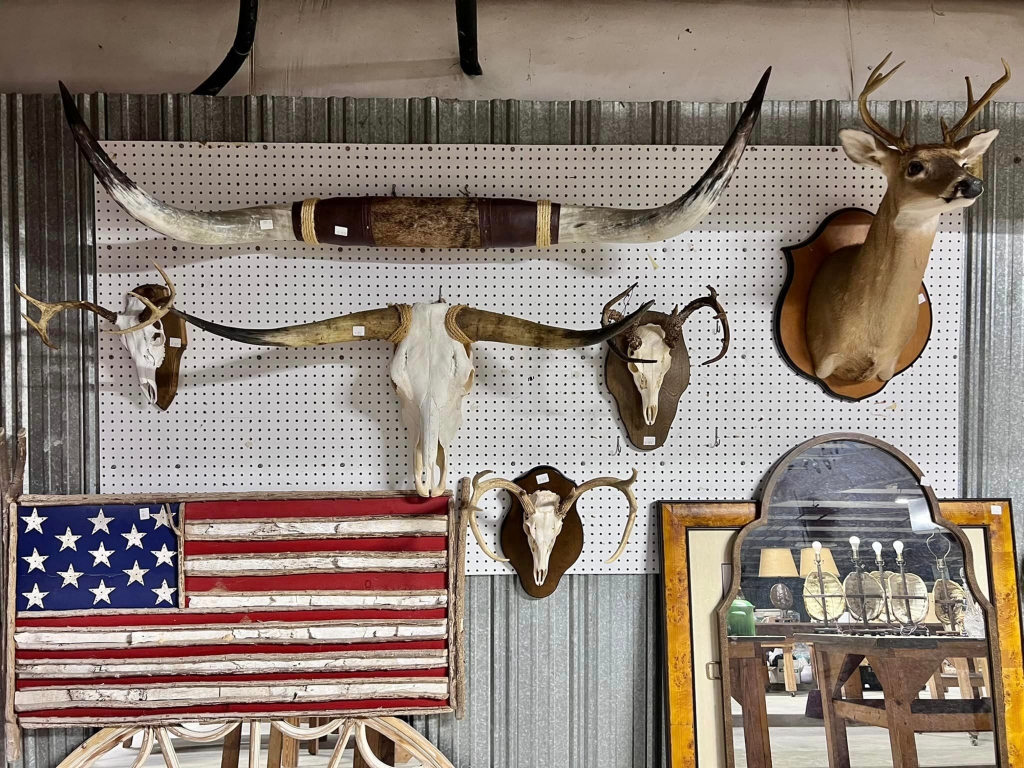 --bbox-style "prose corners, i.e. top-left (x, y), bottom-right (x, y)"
top-left (728, 636), bottom-right (785, 768)
top-left (797, 634), bottom-right (992, 768)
